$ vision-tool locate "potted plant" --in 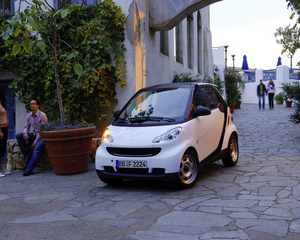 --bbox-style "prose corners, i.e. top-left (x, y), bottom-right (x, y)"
top-left (39, 121), bottom-right (96, 175)
top-left (235, 91), bottom-right (242, 109)
top-left (281, 83), bottom-right (294, 107)
top-left (274, 92), bottom-right (284, 104)
top-left (290, 103), bottom-right (300, 124)
top-left (293, 81), bottom-right (300, 104)
top-left (224, 70), bottom-right (243, 112)
top-left (0, 1), bottom-right (126, 174)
